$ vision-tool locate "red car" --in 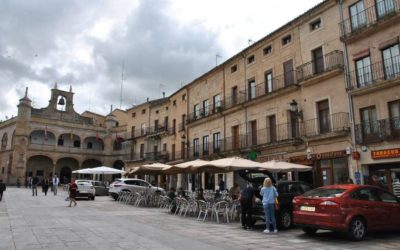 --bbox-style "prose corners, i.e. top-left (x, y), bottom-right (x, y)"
top-left (293, 184), bottom-right (400, 240)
